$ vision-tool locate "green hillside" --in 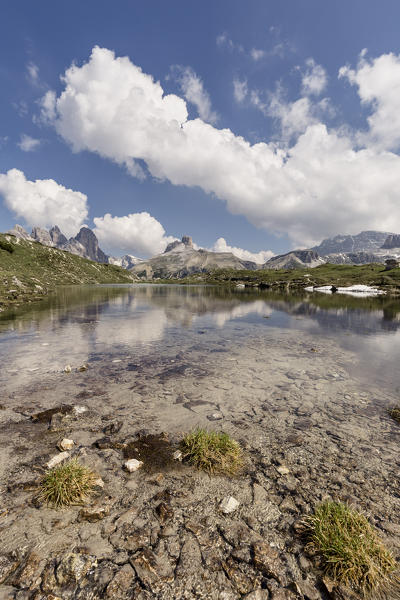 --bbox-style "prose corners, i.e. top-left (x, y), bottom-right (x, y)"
top-left (159, 263), bottom-right (400, 292)
top-left (0, 233), bottom-right (135, 311)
